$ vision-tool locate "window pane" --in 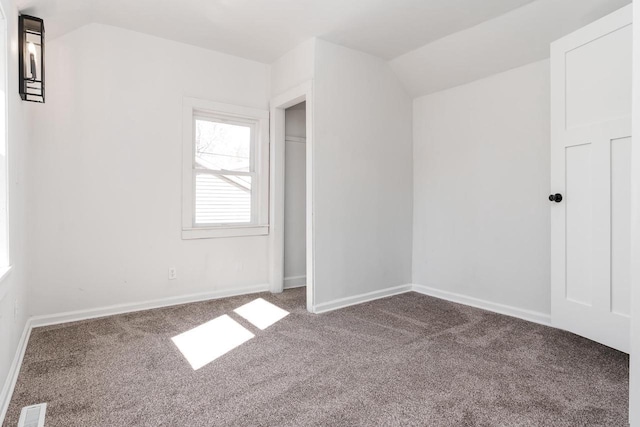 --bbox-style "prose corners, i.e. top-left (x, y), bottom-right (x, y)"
top-left (195, 119), bottom-right (251, 172)
top-left (195, 174), bottom-right (252, 225)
